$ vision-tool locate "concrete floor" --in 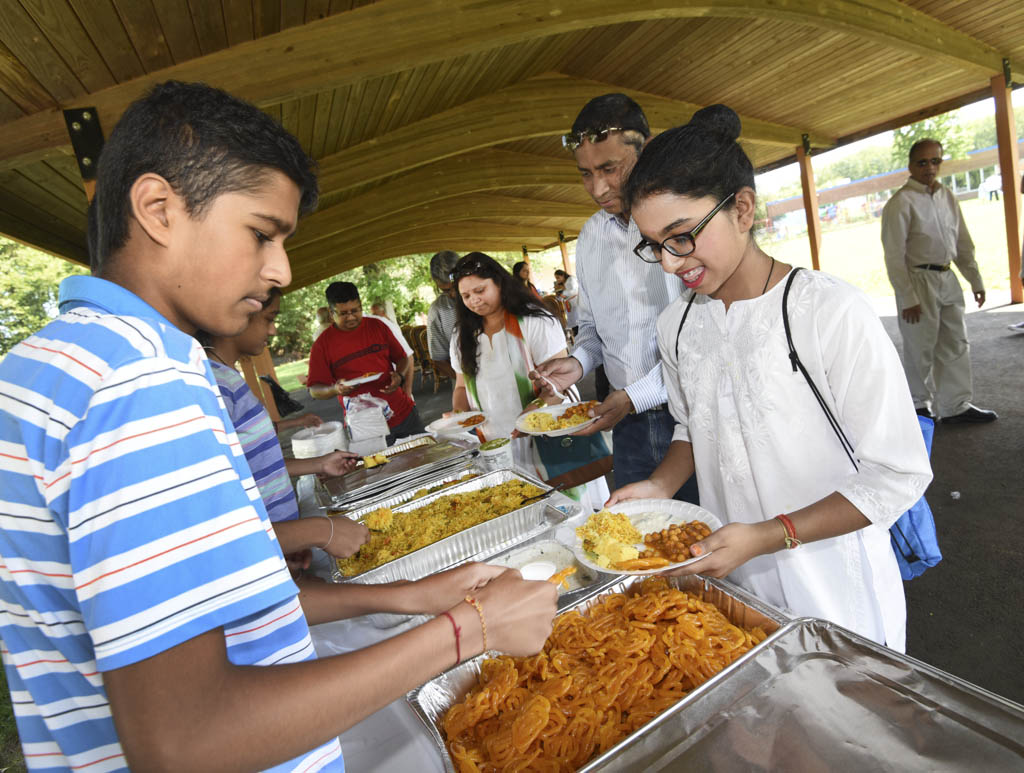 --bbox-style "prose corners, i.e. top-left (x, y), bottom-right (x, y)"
top-left (290, 304), bottom-right (1024, 704)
